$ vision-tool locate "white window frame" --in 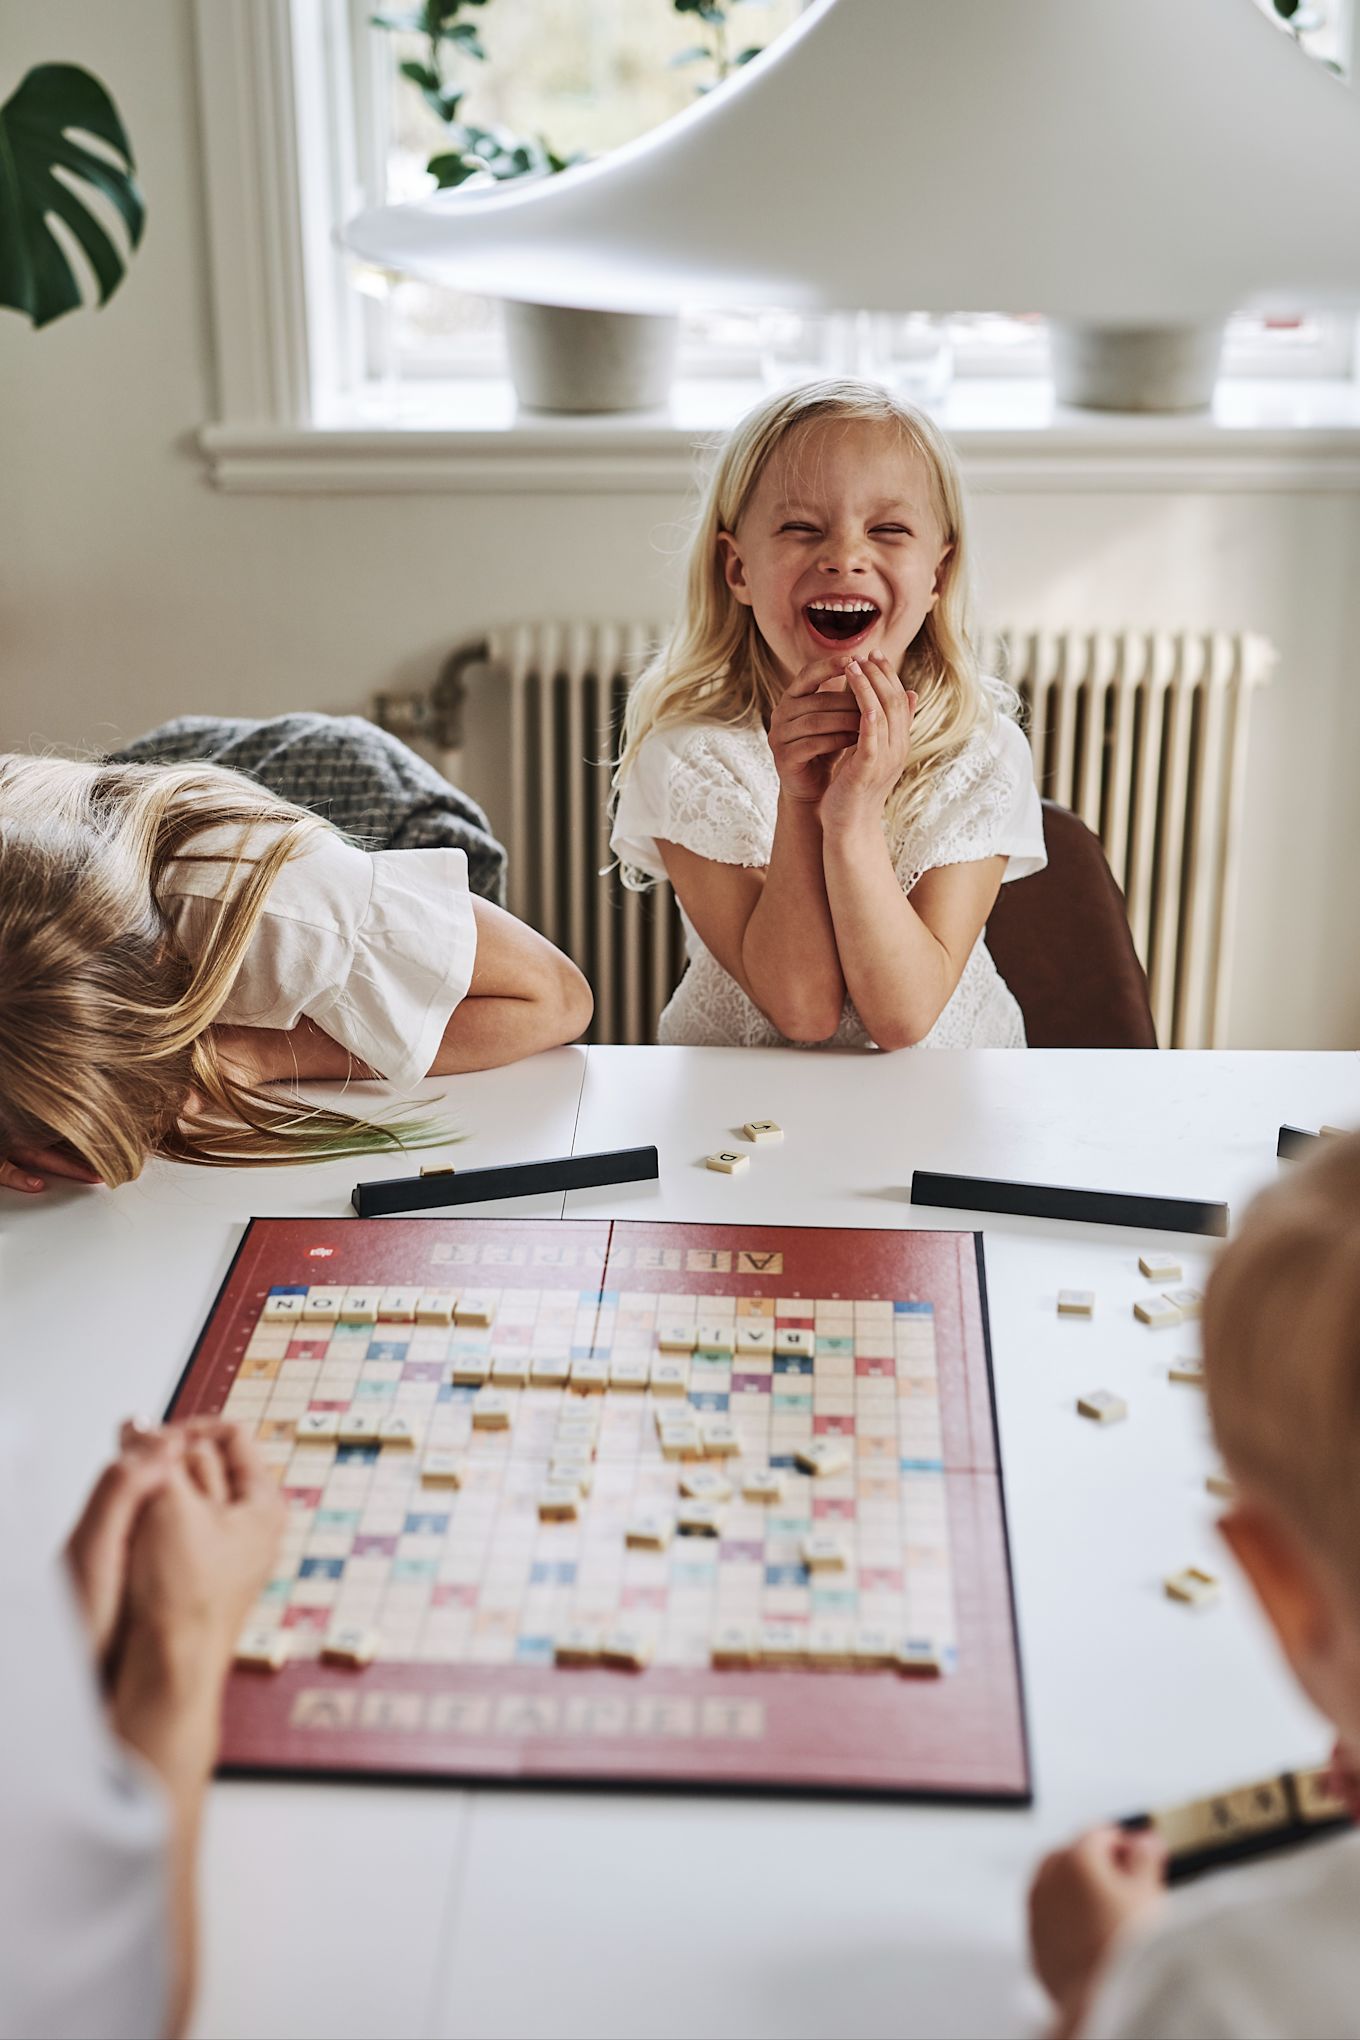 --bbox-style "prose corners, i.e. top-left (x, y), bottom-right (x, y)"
top-left (337, 0), bottom-right (1359, 390)
top-left (193, 0), bottom-right (1360, 496)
